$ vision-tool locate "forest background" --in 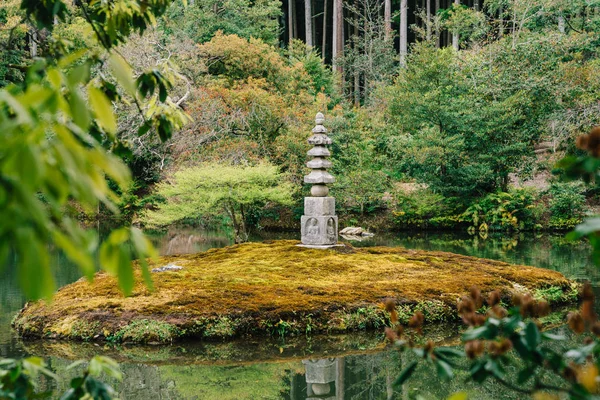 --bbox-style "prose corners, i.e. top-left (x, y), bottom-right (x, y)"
top-left (3, 0), bottom-right (600, 239)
